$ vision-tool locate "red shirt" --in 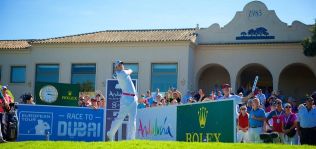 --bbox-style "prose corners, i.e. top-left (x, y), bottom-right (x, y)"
top-left (238, 113), bottom-right (249, 129)
top-left (268, 110), bottom-right (284, 133)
